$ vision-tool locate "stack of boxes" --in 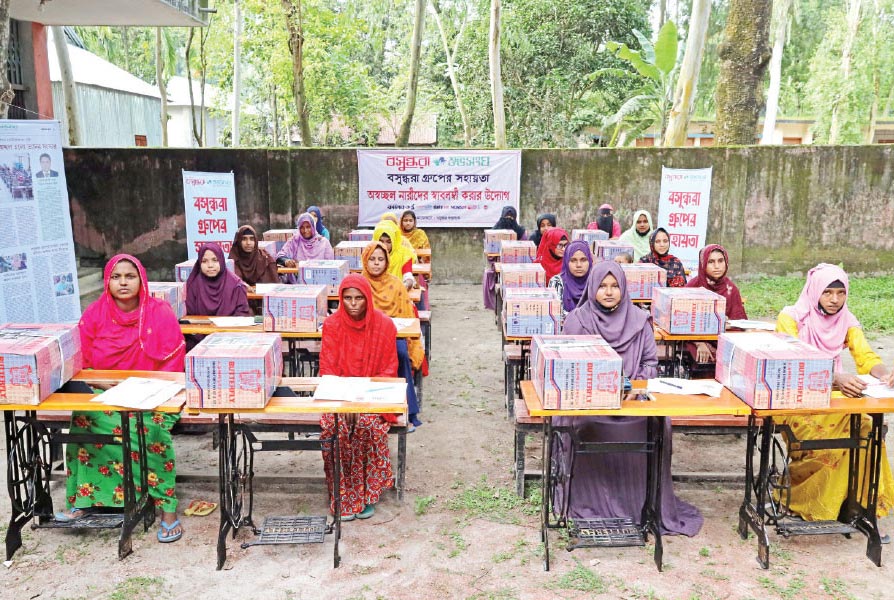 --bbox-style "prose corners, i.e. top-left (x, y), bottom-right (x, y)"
top-left (0, 323), bottom-right (83, 405)
top-left (593, 240), bottom-right (635, 262)
top-left (499, 240), bottom-right (536, 264)
top-left (500, 263), bottom-right (546, 288)
top-left (258, 240), bottom-right (278, 259)
top-left (502, 288), bottom-right (561, 336)
top-left (334, 241), bottom-right (369, 270)
top-left (620, 264), bottom-right (666, 300)
top-left (262, 229), bottom-right (297, 256)
top-left (185, 332), bottom-right (283, 409)
top-left (175, 258), bottom-right (235, 283)
top-left (262, 284), bottom-right (328, 333)
top-left (148, 282), bottom-right (186, 318)
top-left (715, 332), bottom-right (833, 409)
top-left (298, 259), bottom-right (350, 295)
top-left (571, 229), bottom-right (609, 244)
top-left (530, 335), bottom-right (623, 409)
top-left (651, 287), bottom-right (726, 335)
top-left (484, 229), bottom-right (517, 254)
top-left (348, 230), bottom-right (374, 242)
